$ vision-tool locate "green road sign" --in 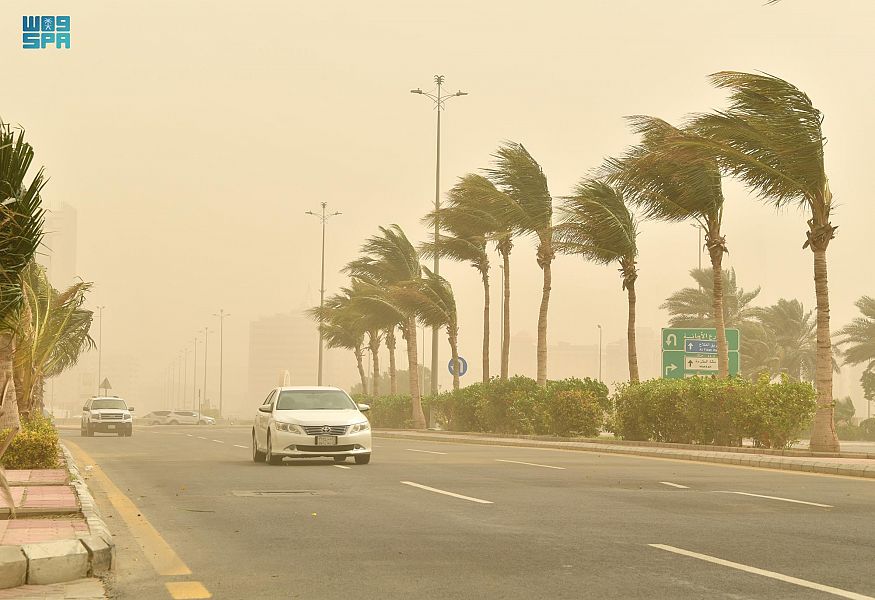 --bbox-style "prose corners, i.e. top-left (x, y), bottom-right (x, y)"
top-left (661, 328), bottom-right (740, 378)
